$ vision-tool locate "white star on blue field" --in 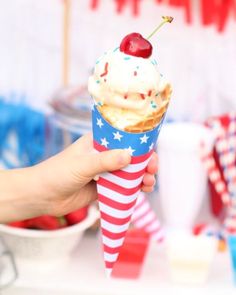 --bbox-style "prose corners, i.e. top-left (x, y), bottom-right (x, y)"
top-left (92, 105), bottom-right (163, 156)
